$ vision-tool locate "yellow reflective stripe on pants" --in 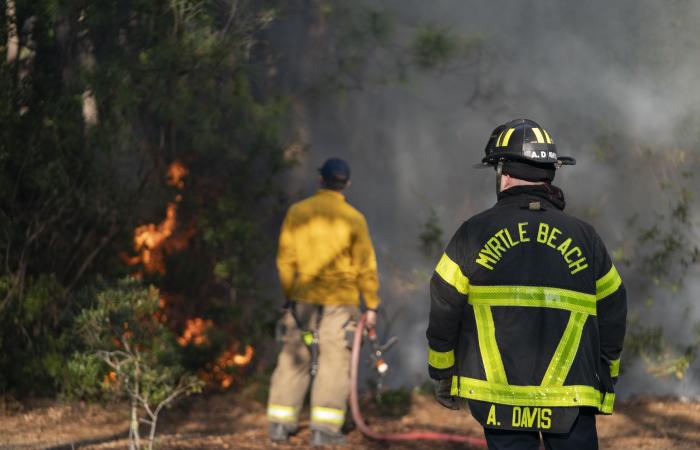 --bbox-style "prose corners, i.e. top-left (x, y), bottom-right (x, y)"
top-left (435, 252), bottom-right (470, 295)
top-left (541, 312), bottom-right (588, 386)
top-left (451, 376), bottom-right (615, 413)
top-left (610, 358), bottom-right (620, 377)
top-left (311, 406), bottom-right (345, 425)
top-left (428, 348), bottom-right (455, 369)
top-left (596, 265), bottom-right (622, 300)
top-left (474, 305), bottom-right (508, 384)
top-left (267, 404), bottom-right (298, 423)
top-left (469, 285), bottom-right (596, 316)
